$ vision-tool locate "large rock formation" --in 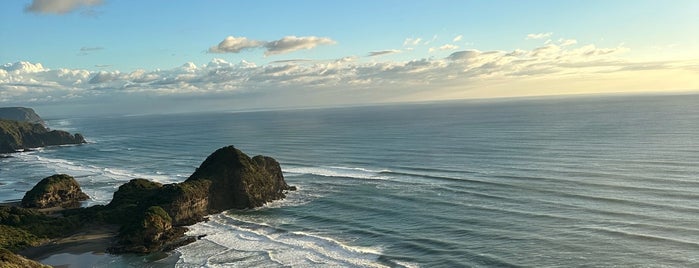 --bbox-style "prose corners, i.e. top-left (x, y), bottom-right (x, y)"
top-left (21, 174), bottom-right (90, 209)
top-left (1, 146), bottom-right (294, 256)
top-left (106, 146), bottom-right (294, 253)
top-left (0, 119), bottom-right (86, 154)
top-left (187, 146), bottom-right (292, 210)
top-left (0, 107), bottom-right (44, 125)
